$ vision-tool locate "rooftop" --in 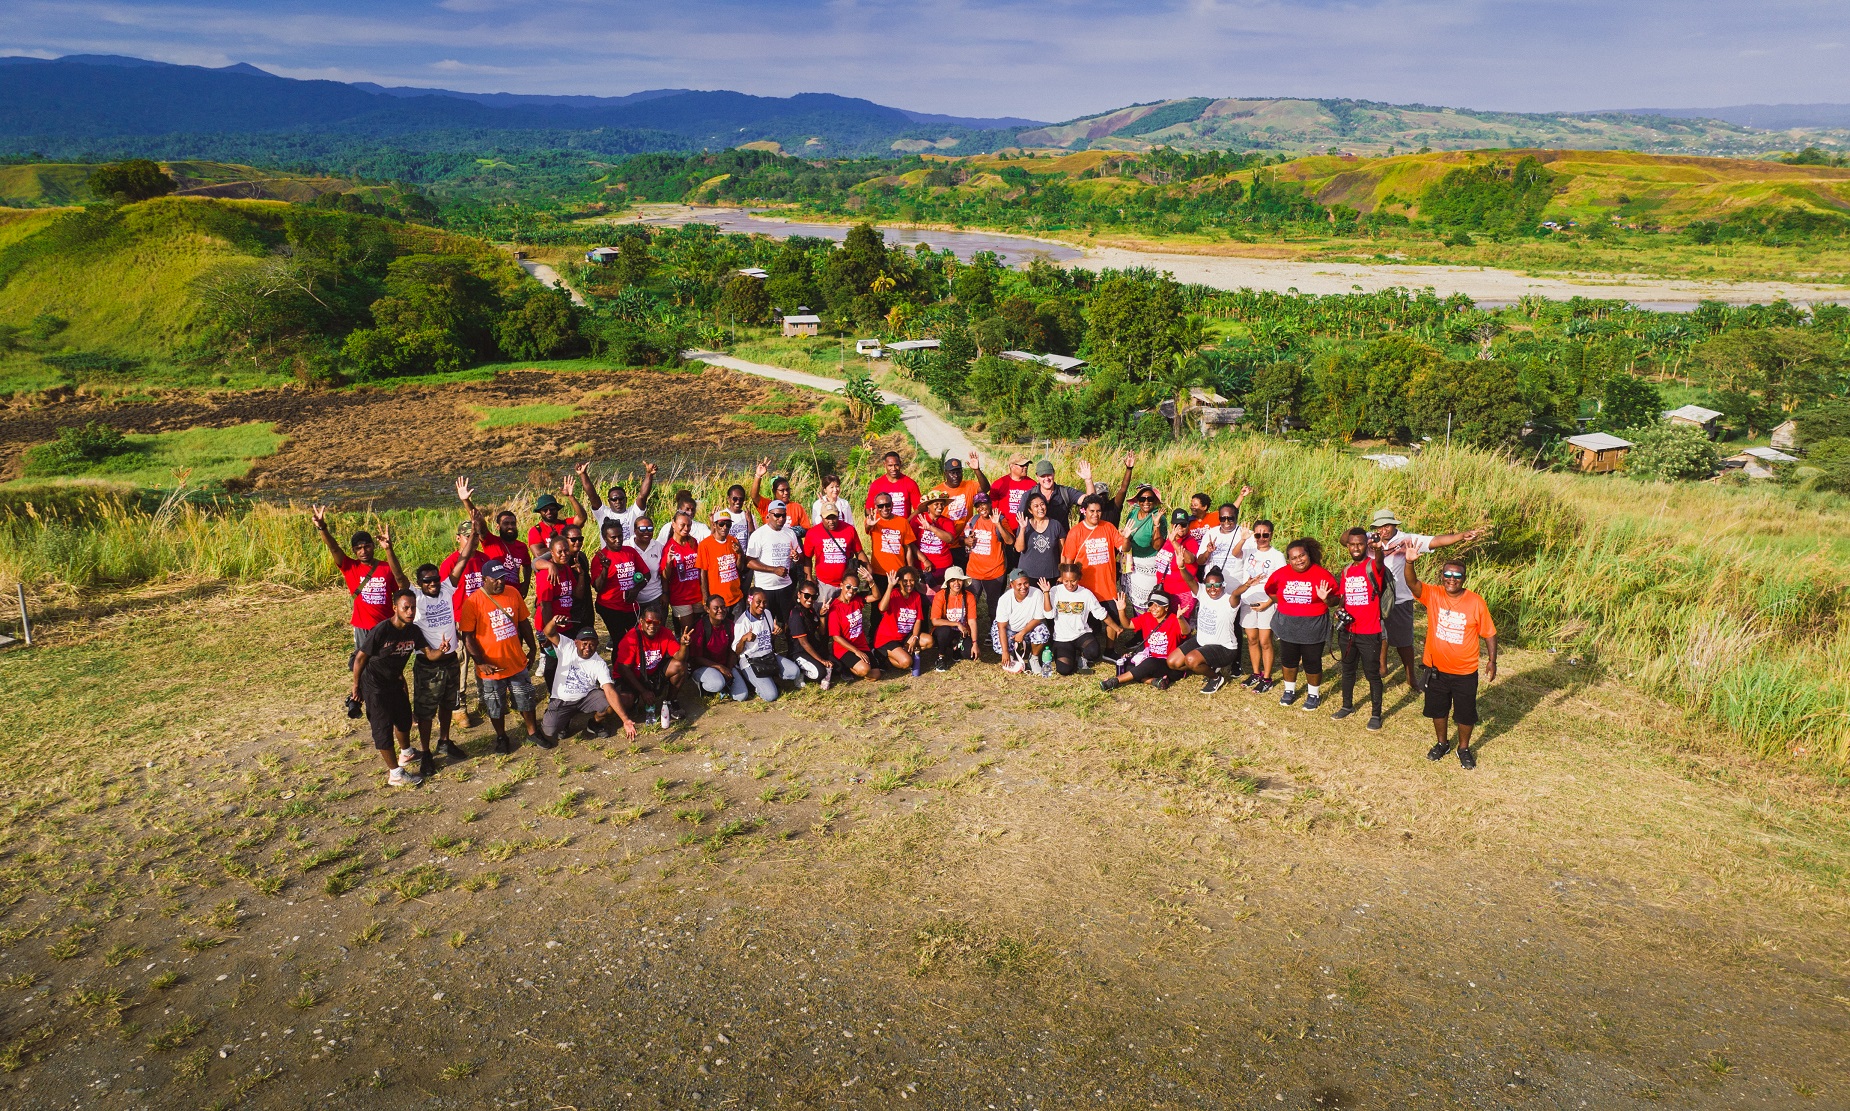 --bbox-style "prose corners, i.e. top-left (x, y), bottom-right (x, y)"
top-left (1664, 404), bottom-right (1724, 423)
top-left (1566, 433), bottom-right (1634, 451)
